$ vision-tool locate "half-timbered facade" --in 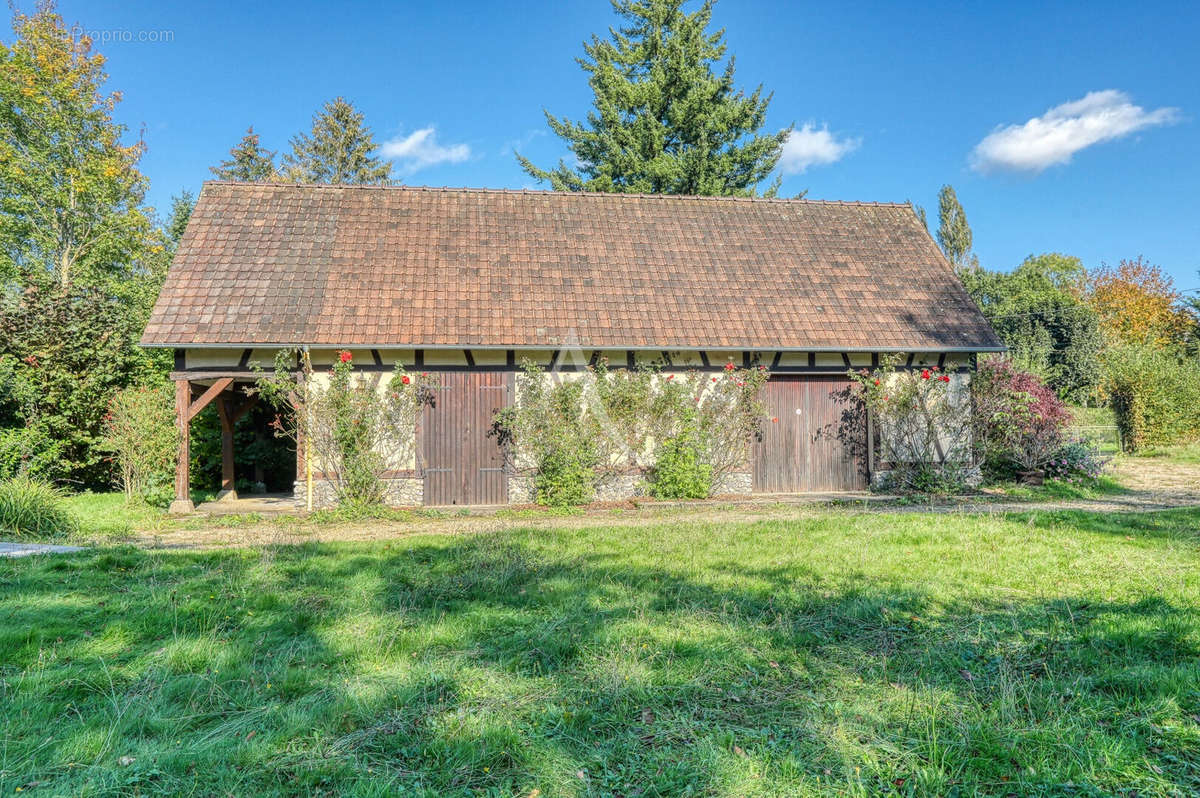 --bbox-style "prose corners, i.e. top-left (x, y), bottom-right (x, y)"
top-left (142, 182), bottom-right (1003, 511)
